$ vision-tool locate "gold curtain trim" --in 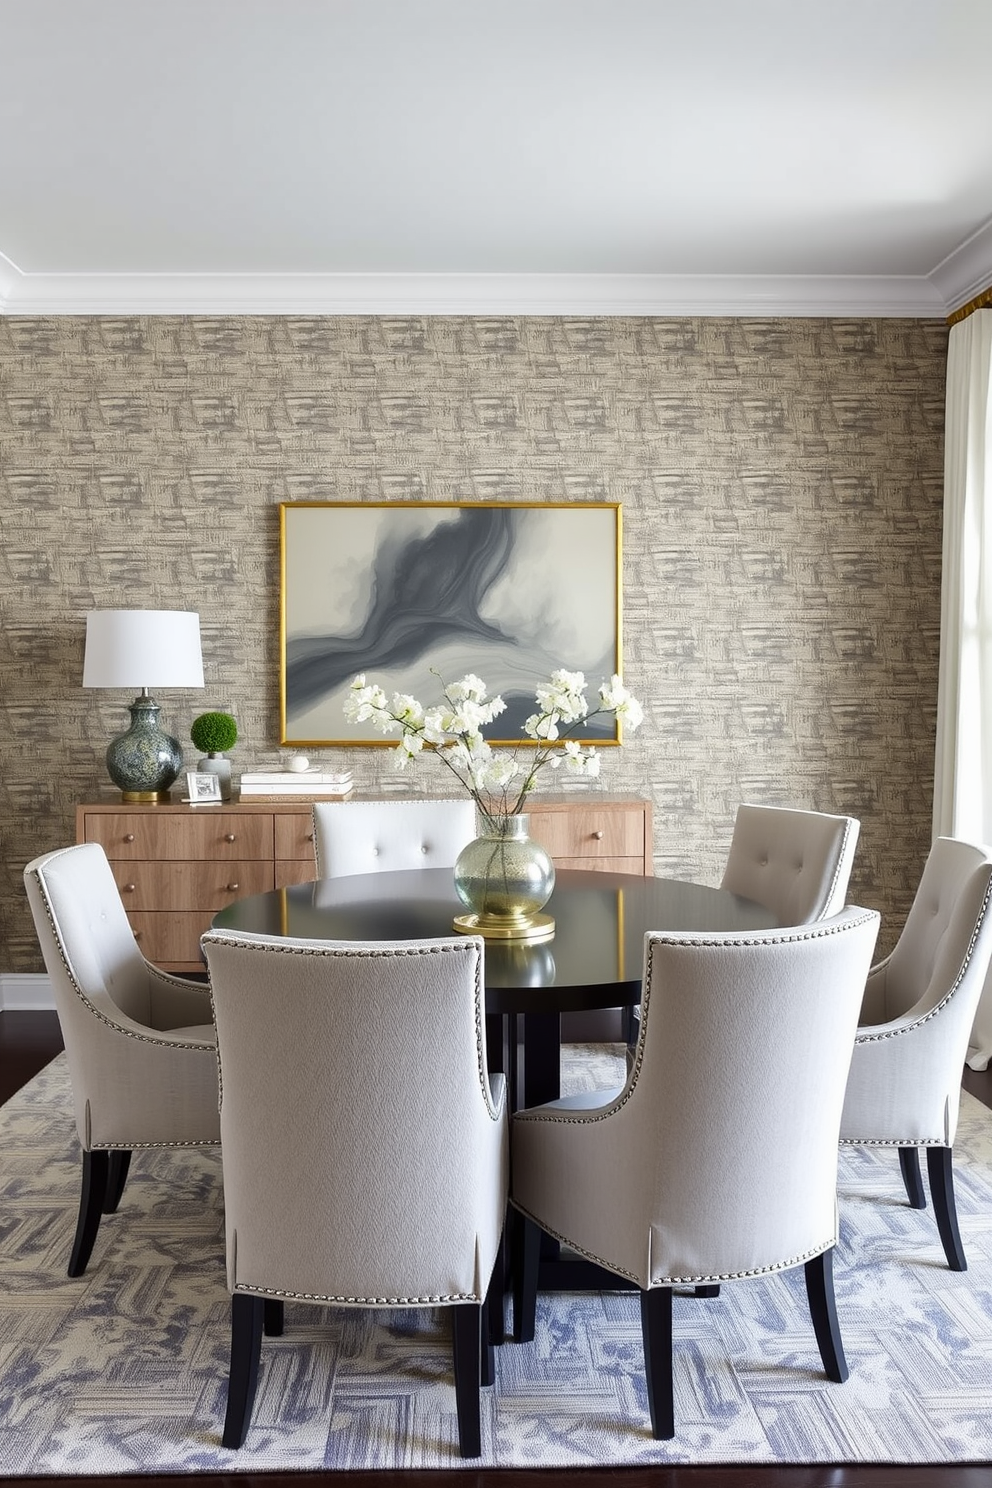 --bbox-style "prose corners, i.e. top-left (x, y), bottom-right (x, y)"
top-left (947, 284), bottom-right (992, 326)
